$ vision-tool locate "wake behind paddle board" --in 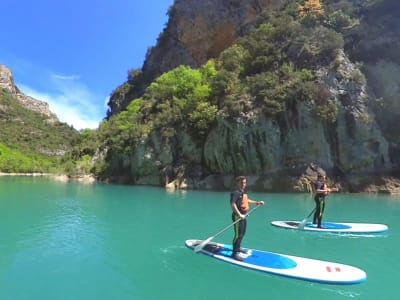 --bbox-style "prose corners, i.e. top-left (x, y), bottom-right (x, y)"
top-left (271, 221), bottom-right (388, 234)
top-left (185, 239), bottom-right (366, 285)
